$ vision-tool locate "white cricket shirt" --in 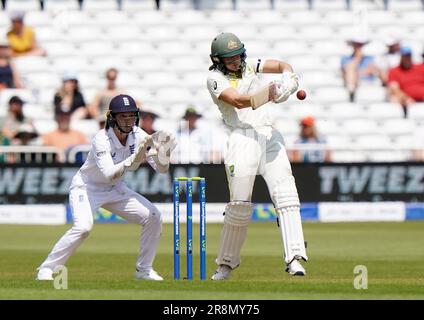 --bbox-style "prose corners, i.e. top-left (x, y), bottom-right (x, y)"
top-left (206, 58), bottom-right (273, 129)
top-left (71, 126), bottom-right (157, 189)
